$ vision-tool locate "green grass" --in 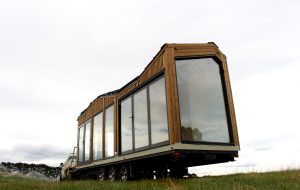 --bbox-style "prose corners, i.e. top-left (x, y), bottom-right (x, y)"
top-left (1, 170), bottom-right (300, 190)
